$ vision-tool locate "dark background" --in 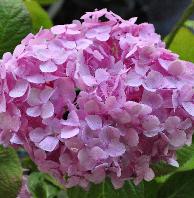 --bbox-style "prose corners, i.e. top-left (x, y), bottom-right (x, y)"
top-left (47, 0), bottom-right (193, 37)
